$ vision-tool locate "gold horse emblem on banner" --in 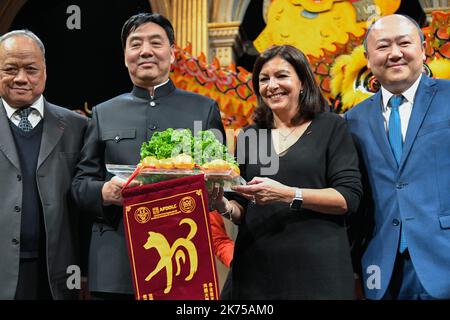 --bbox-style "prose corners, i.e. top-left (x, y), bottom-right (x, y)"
top-left (143, 218), bottom-right (198, 294)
